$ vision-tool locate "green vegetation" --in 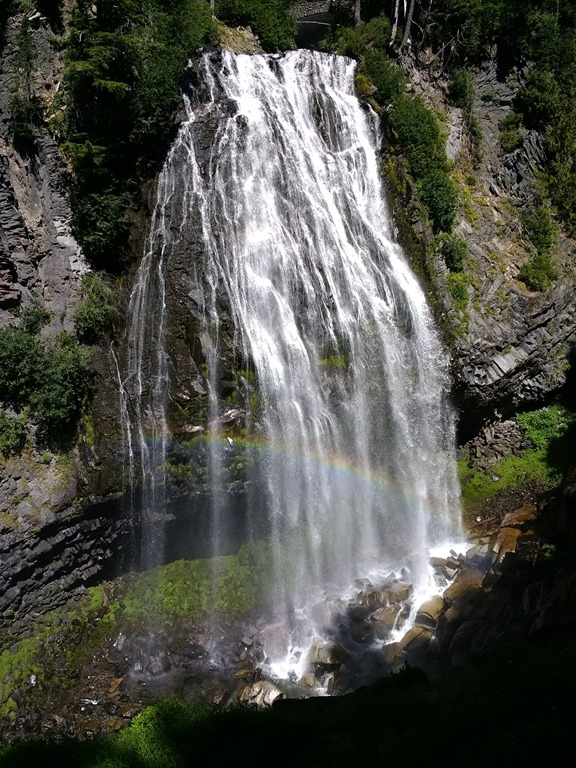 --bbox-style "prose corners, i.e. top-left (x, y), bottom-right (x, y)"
top-left (459, 404), bottom-right (576, 511)
top-left (326, 13), bottom-right (457, 234)
top-left (2, 637), bottom-right (576, 765)
top-left (498, 111), bottom-right (523, 153)
top-left (447, 273), bottom-right (470, 333)
top-left (123, 555), bottom-right (257, 621)
top-left (387, 94), bottom-right (457, 233)
top-left (329, 3), bottom-right (576, 237)
top-left (433, 234), bottom-right (467, 272)
top-left (319, 354), bottom-right (348, 370)
top-left (518, 253), bottom-right (557, 292)
top-left (376, 0), bottom-right (576, 235)
top-left (62, 0), bottom-right (216, 270)
top-left (8, 2), bottom-right (42, 147)
top-left (418, 169), bottom-right (458, 233)
top-left (448, 68), bottom-right (483, 165)
top-left (448, 69), bottom-right (475, 111)
top-left (0, 589), bottom-right (109, 720)
top-left (73, 272), bottom-right (117, 342)
top-left (517, 405), bottom-right (576, 454)
top-left (0, 313), bottom-right (91, 447)
top-left (0, 412), bottom-right (27, 458)
top-left (518, 195), bottom-right (558, 291)
top-left (215, 0), bottom-right (295, 51)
